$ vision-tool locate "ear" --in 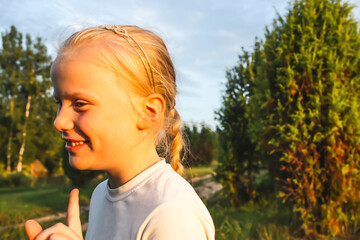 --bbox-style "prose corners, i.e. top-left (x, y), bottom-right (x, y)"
top-left (137, 94), bottom-right (165, 130)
